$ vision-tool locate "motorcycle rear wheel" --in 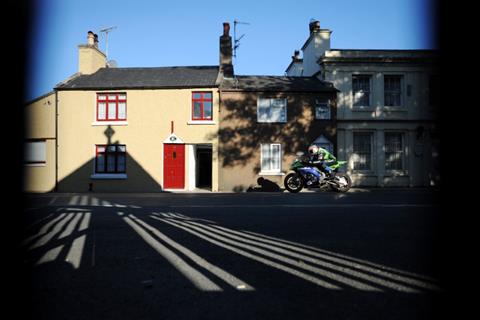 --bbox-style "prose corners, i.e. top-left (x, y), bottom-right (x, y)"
top-left (329, 173), bottom-right (352, 192)
top-left (284, 173), bottom-right (304, 193)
